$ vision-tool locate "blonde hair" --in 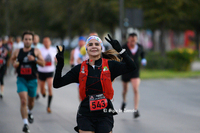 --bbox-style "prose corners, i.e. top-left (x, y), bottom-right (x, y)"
top-left (102, 49), bottom-right (121, 62)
